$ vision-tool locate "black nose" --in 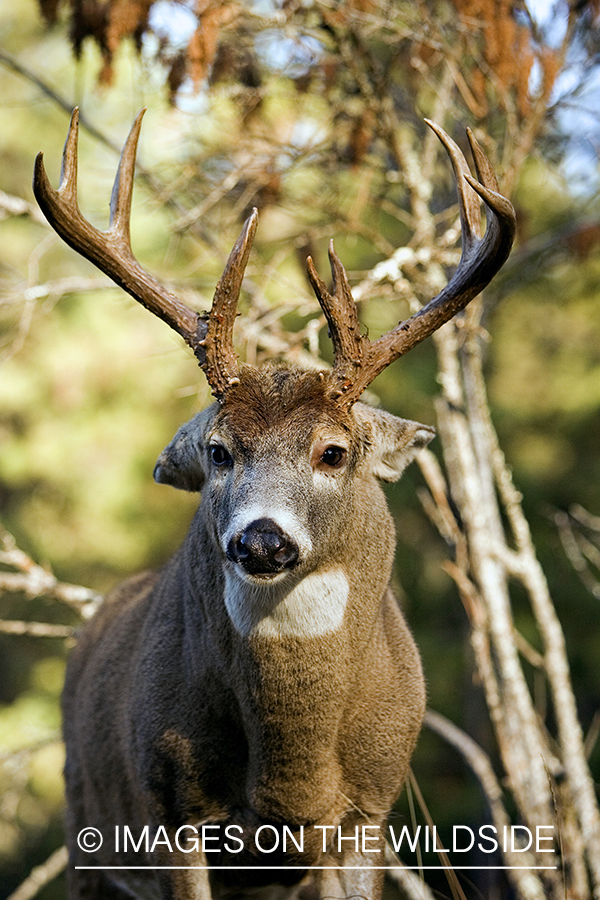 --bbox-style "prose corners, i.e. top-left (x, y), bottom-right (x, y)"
top-left (227, 518), bottom-right (299, 575)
